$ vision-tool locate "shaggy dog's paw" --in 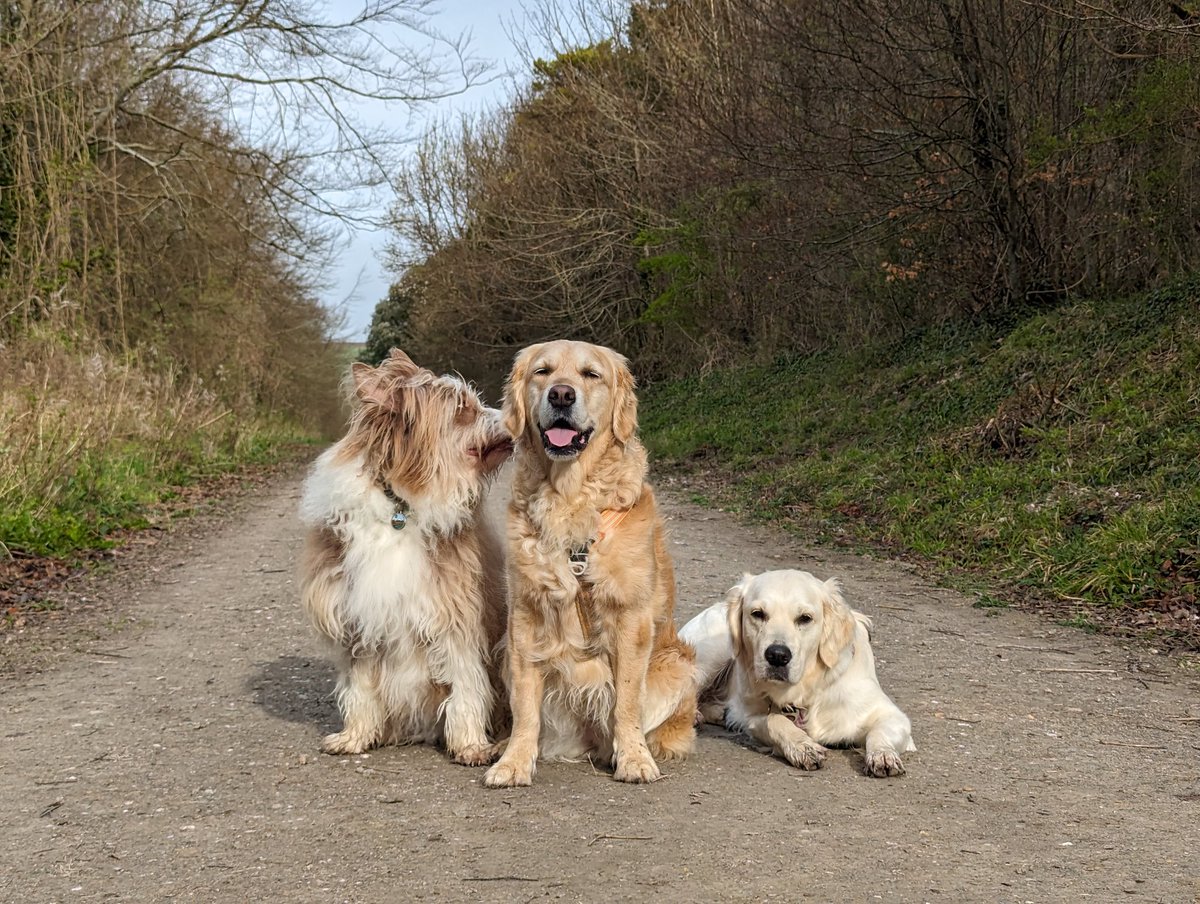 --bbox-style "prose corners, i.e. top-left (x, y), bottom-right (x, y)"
top-left (320, 729), bottom-right (374, 755)
top-left (484, 758), bottom-right (534, 788)
top-left (613, 747), bottom-right (662, 784)
top-left (864, 748), bottom-right (906, 777)
top-left (780, 739), bottom-right (827, 771)
top-left (451, 743), bottom-right (498, 767)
